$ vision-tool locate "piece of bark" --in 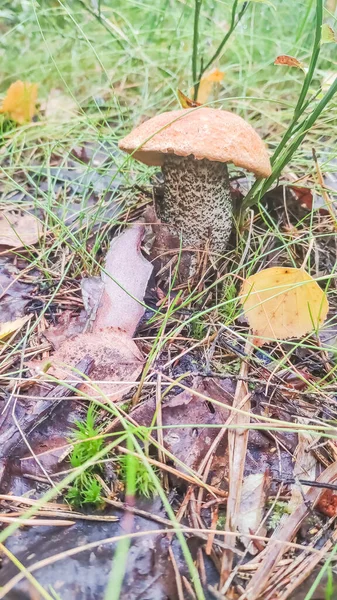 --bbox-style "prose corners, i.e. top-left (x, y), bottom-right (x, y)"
top-left (221, 341), bottom-right (252, 586)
